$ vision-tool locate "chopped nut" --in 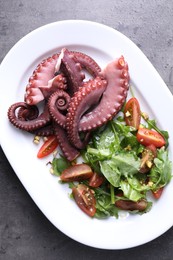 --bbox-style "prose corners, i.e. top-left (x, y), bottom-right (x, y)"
top-left (50, 167), bottom-right (54, 175)
top-left (53, 150), bottom-right (58, 157)
top-left (33, 136), bottom-right (40, 144)
top-left (141, 112), bottom-right (149, 120)
top-left (146, 160), bottom-right (152, 168)
top-left (148, 181), bottom-right (153, 187)
top-left (125, 110), bottom-right (131, 117)
top-left (124, 145), bottom-right (131, 151)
